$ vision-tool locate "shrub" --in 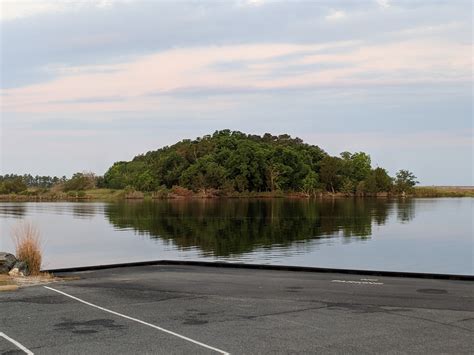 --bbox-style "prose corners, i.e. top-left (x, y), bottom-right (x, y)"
top-left (12, 222), bottom-right (42, 275)
top-left (63, 172), bottom-right (96, 192)
top-left (171, 185), bottom-right (193, 197)
top-left (124, 186), bottom-right (144, 199)
top-left (340, 178), bottom-right (355, 195)
top-left (152, 185), bottom-right (169, 199)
